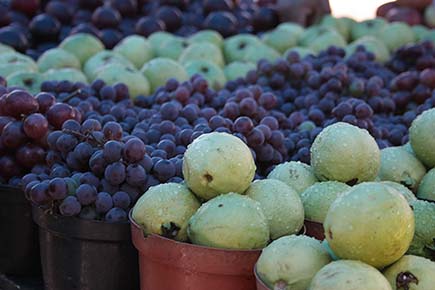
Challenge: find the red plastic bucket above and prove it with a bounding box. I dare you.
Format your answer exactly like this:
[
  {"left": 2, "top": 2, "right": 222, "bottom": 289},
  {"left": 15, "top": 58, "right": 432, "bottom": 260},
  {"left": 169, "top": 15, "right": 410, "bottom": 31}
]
[
  {"left": 254, "top": 266, "right": 270, "bottom": 290},
  {"left": 130, "top": 214, "right": 261, "bottom": 290},
  {"left": 0, "top": 185, "right": 40, "bottom": 275},
  {"left": 33, "top": 206, "right": 139, "bottom": 290},
  {"left": 304, "top": 220, "right": 325, "bottom": 240}
]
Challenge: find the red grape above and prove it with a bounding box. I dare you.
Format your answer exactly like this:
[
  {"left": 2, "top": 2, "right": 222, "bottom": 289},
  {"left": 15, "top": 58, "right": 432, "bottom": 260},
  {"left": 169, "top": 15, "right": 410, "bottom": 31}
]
[{"left": 23, "top": 113, "right": 49, "bottom": 139}]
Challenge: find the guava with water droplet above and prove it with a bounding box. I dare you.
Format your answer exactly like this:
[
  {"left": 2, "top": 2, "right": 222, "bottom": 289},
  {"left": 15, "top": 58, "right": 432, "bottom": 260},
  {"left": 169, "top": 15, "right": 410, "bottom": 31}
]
[
  {"left": 417, "top": 168, "right": 435, "bottom": 202},
  {"left": 187, "top": 193, "right": 269, "bottom": 249},
  {"left": 267, "top": 161, "right": 318, "bottom": 195},
  {"left": 407, "top": 200, "right": 435, "bottom": 260},
  {"left": 381, "top": 181, "right": 417, "bottom": 203},
  {"left": 310, "top": 122, "right": 381, "bottom": 184},
  {"left": 383, "top": 255, "right": 435, "bottom": 290},
  {"left": 308, "top": 260, "right": 392, "bottom": 290},
  {"left": 246, "top": 179, "right": 304, "bottom": 240},
  {"left": 256, "top": 235, "right": 331, "bottom": 290},
  {"left": 378, "top": 147, "right": 426, "bottom": 191},
  {"left": 182, "top": 132, "right": 256, "bottom": 200},
  {"left": 324, "top": 182, "right": 415, "bottom": 268},
  {"left": 410, "top": 108, "right": 435, "bottom": 168},
  {"left": 301, "top": 181, "right": 350, "bottom": 224},
  {"left": 132, "top": 183, "right": 200, "bottom": 242}
]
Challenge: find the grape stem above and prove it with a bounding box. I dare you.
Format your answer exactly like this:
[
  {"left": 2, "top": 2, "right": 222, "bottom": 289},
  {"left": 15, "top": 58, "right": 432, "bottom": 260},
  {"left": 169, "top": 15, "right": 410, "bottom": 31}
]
[
  {"left": 62, "top": 129, "right": 105, "bottom": 147},
  {"left": 61, "top": 89, "right": 82, "bottom": 103}
]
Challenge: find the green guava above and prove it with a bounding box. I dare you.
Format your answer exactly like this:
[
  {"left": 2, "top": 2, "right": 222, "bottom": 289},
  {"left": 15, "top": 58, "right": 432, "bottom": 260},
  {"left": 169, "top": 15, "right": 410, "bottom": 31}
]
[
  {"left": 284, "top": 46, "right": 316, "bottom": 58},
  {"left": 148, "top": 31, "right": 175, "bottom": 54},
  {"left": 383, "top": 255, "right": 435, "bottom": 290},
  {"left": 242, "top": 43, "right": 280, "bottom": 63},
  {"left": 113, "top": 35, "right": 154, "bottom": 69},
  {"left": 417, "top": 168, "right": 435, "bottom": 201},
  {"left": 6, "top": 71, "right": 43, "bottom": 94},
  {"left": 189, "top": 30, "right": 224, "bottom": 48},
  {"left": 267, "top": 161, "right": 318, "bottom": 195},
  {"left": 183, "top": 60, "right": 226, "bottom": 90},
  {"left": 59, "top": 33, "right": 104, "bottom": 64},
  {"left": 350, "top": 18, "right": 387, "bottom": 41},
  {"left": 43, "top": 68, "right": 88, "bottom": 83},
  {"left": 403, "top": 142, "right": 416, "bottom": 156},
  {"left": 301, "top": 181, "right": 350, "bottom": 224},
  {"left": 308, "top": 260, "right": 392, "bottom": 290},
  {"left": 132, "top": 183, "right": 200, "bottom": 242},
  {"left": 407, "top": 200, "right": 435, "bottom": 260},
  {"left": 308, "top": 30, "right": 347, "bottom": 54},
  {"left": 223, "top": 34, "right": 262, "bottom": 63},
  {"left": 179, "top": 42, "right": 225, "bottom": 67},
  {"left": 310, "top": 122, "right": 381, "bottom": 184},
  {"left": 37, "top": 48, "right": 81, "bottom": 73},
  {"left": 246, "top": 179, "right": 304, "bottom": 240},
  {"left": 346, "top": 36, "right": 390, "bottom": 62},
  {"left": 157, "top": 36, "right": 191, "bottom": 60},
  {"left": 261, "top": 23, "right": 304, "bottom": 53},
  {"left": 0, "top": 52, "right": 37, "bottom": 77},
  {"left": 187, "top": 193, "right": 269, "bottom": 249},
  {"left": 256, "top": 235, "right": 331, "bottom": 290},
  {"left": 381, "top": 181, "right": 417, "bottom": 203},
  {"left": 321, "top": 240, "right": 339, "bottom": 261},
  {"left": 84, "top": 50, "right": 135, "bottom": 81},
  {"left": 224, "top": 61, "right": 256, "bottom": 81},
  {"left": 324, "top": 182, "right": 415, "bottom": 268},
  {"left": 410, "top": 108, "right": 435, "bottom": 168},
  {"left": 377, "top": 147, "right": 427, "bottom": 192},
  {"left": 141, "top": 57, "right": 189, "bottom": 92},
  {"left": 0, "top": 43, "right": 14, "bottom": 54},
  {"left": 376, "top": 22, "right": 415, "bottom": 52},
  {"left": 320, "top": 15, "right": 350, "bottom": 40},
  {"left": 182, "top": 132, "right": 256, "bottom": 200}
]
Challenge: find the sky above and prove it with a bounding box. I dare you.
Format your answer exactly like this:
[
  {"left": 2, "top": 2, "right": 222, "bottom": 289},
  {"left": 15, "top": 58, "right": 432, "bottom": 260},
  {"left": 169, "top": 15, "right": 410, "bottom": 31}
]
[{"left": 330, "top": 0, "right": 391, "bottom": 21}]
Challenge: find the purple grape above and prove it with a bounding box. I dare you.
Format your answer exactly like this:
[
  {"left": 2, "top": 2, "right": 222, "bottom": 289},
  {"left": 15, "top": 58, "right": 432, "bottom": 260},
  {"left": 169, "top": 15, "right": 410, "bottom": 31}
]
[
  {"left": 29, "top": 182, "right": 51, "bottom": 205},
  {"left": 153, "top": 159, "right": 175, "bottom": 182},
  {"left": 126, "top": 164, "right": 147, "bottom": 187},
  {"left": 48, "top": 177, "right": 68, "bottom": 200},
  {"left": 112, "top": 191, "right": 131, "bottom": 209},
  {"left": 75, "top": 184, "right": 97, "bottom": 206},
  {"left": 104, "top": 161, "right": 126, "bottom": 185},
  {"left": 105, "top": 207, "right": 127, "bottom": 222},
  {"left": 103, "top": 140, "right": 124, "bottom": 163},
  {"left": 59, "top": 196, "right": 82, "bottom": 216},
  {"left": 233, "top": 116, "right": 254, "bottom": 134},
  {"left": 95, "top": 192, "right": 114, "bottom": 214},
  {"left": 123, "top": 138, "right": 145, "bottom": 163},
  {"left": 103, "top": 121, "right": 123, "bottom": 140},
  {"left": 79, "top": 172, "right": 100, "bottom": 188}
]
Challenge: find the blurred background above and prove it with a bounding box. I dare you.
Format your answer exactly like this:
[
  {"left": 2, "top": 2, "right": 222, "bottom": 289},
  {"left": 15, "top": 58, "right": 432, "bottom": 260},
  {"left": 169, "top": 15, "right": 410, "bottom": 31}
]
[{"left": 331, "top": 0, "right": 391, "bottom": 20}]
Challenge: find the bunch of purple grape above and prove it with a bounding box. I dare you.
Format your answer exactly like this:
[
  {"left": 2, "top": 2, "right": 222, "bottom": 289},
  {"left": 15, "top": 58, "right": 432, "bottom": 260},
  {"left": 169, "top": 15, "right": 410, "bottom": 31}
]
[{"left": 0, "top": 0, "right": 279, "bottom": 58}]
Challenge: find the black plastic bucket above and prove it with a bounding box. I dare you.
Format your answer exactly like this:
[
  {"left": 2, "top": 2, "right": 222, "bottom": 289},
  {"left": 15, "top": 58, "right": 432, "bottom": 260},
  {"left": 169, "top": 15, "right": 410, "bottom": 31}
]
[
  {"left": 0, "top": 185, "right": 40, "bottom": 275},
  {"left": 32, "top": 206, "right": 139, "bottom": 290}
]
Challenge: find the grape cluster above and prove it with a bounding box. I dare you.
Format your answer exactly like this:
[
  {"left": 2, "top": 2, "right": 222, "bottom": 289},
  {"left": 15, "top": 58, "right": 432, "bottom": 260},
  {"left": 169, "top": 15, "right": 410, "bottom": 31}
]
[{"left": 0, "top": 0, "right": 279, "bottom": 57}]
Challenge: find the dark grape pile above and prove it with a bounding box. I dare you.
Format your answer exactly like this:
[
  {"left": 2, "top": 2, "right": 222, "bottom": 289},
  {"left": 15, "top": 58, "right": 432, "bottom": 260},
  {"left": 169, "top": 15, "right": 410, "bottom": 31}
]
[
  {"left": 0, "top": 0, "right": 279, "bottom": 57},
  {"left": 3, "top": 41, "right": 435, "bottom": 221}
]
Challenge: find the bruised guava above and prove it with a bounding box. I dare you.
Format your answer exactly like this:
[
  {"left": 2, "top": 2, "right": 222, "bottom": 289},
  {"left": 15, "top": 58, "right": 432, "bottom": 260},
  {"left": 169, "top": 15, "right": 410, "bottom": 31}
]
[
  {"left": 256, "top": 235, "right": 331, "bottom": 290},
  {"left": 417, "top": 168, "right": 435, "bottom": 202},
  {"left": 187, "top": 193, "right": 269, "bottom": 249},
  {"left": 407, "top": 200, "right": 435, "bottom": 260},
  {"left": 246, "top": 179, "right": 304, "bottom": 240},
  {"left": 381, "top": 181, "right": 417, "bottom": 203},
  {"left": 182, "top": 132, "right": 256, "bottom": 200},
  {"left": 301, "top": 181, "right": 350, "bottom": 224},
  {"left": 324, "top": 182, "right": 415, "bottom": 268},
  {"left": 267, "top": 161, "right": 318, "bottom": 195},
  {"left": 383, "top": 255, "right": 435, "bottom": 290},
  {"left": 310, "top": 122, "right": 381, "bottom": 184},
  {"left": 378, "top": 147, "right": 426, "bottom": 192},
  {"left": 132, "top": 183, "right": 200, "bottom": 242},
  {"left": 410, "top": 108, "right": 435, "bottom": 168},
  {"left": 308, "top": 260, "right": 392, "bottom": 290}
]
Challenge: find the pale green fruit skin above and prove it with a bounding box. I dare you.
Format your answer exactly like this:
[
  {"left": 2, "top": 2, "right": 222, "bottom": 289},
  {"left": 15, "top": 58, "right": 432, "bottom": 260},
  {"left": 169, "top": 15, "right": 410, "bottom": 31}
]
[
  {"left": 320, "top": 15, "right": 350, "bottom": 41},
  {"left": 267, "top": 161, "right": 318, "bottom": 195},
  {"left": 257, "top": 235, "right": 331, "bottom": 290},
  {"left": 183, "top": 60, "right": 226, "bottom": 90},
  {"left": 189, "top": 30, "right": 223, "bottom": 48},
  {"left": 311, "top": 122, "right": 380, "bottom": 184},
  {"left": 179, "top": 42, "right": 225, "bottom": 67},
  {"left": 224, "top": 61, "right": 256, "bottom": 81},
  {"left": 299, "top": 26, "right": 338, "bottom": 47},
  {"left": 223, "top": 34, "right": 262, "bottom": 63},
  {"left": 413, "top": 25, "right": 430, "bottom": 41},
  {"left": 96, "top": 64, "right": 150, "bottom": 98},
  {"left": 84, "top": 50, "right": 135, "bottom": 81},
  {"left": 261, "top": 23, "right": 304, "bottom": 53},
  {"left": 417, "top": 30, "right": 435, "bottom": 46},
  {"left": 378, "top": 147, "right": 426, "bottom": 191},
  {"left": 417, "top": 168, "right": 435, "bottom": 201},
  {"left": 187, "top": 193, "right": 269, "bottom": 250},
  {"left": 324, "top": 182, "right": 415, "bottom": 269},
  {"left": 402, "top": 142, "right": 416, "bottom": 156},
  {"left": 410, "top": 108, "right": 435, "bottom": 168},
  {"left": 132, "top": 183, "right": 200, "bottom": 242},
  {"left": 308, "top": 260, "right": 392, "bottom": 290},
  {"left": 0, "top": 52, "right": 37, "bottom": 77},
  {"left": 377, "top": 22, "right": 415, "bottom": 52},
  {"left": 157, "top": 37, "right": 191, "bottom": 60},
  {"left": 346, "top": 36, "right": 390, "bottom": 62},
  {"left": 308, "top": 30, "right": 347, "bottom": 53},
  {"left": 148, "top": 31, "right": 176, "bottom": 54},
  {"left": 242, "top": 43, "right": 280, "bottom": 63},
  {"left": 113, "top": 35, "right": 154, "bottom": 69},
  {"left": 424, "top": 5, "right": 435, "bottom": 28},
  {"left": 141, "top": 57, "right": 188, "bottom": 93},
  {"left": 351, "top": 18, "right": 387, "bottom": 41},
  {"left": 381, "top": 181, "right": 417, "bottom": 203},
  {"left": 60, "top": 33, "right": 104, "bottom": 64},
  {"left": 246, "top": 179, "right": 304, "bottom": 240},
  {"left": 301, "top": 181, "right": 350, "bottom": 223},
  {"left": 284, "top": 46, "right": 315, "bottom": 58},
  {"left": 384, "top": 255, "right": 435, "bottom": 290},
  {"left": 43, "top": 68, "right": 87, "bottom": 83},
  {"left": 0, "top": 43, "right": 14, "bottom": 54},
  {"left": 37, "top": 48, "right": 81, "bottom": 72},
  {"left": 6, "top": 72, "right": 43, "bottom": 94},
  {"left": 183, "top": 132, "right": 255, "bottom": 200},
  {"left": 407, "top": 200, "right": 435, "bottom": 259},
  {"left": 321, "top": 240, "right": 339, "bottom": 261}
]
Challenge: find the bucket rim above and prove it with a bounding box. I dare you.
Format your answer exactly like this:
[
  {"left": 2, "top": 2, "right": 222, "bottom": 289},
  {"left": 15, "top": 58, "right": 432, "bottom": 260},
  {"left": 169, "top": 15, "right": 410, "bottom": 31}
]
[
  {"left": 254, "top": 265, "right": 271, "bottom": 290},
  {"left": 0, "top": 184, "right": 27, "bottom": 203},
  {"left": 32, "top": 205, "right": 132, "bottom": 242}
]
